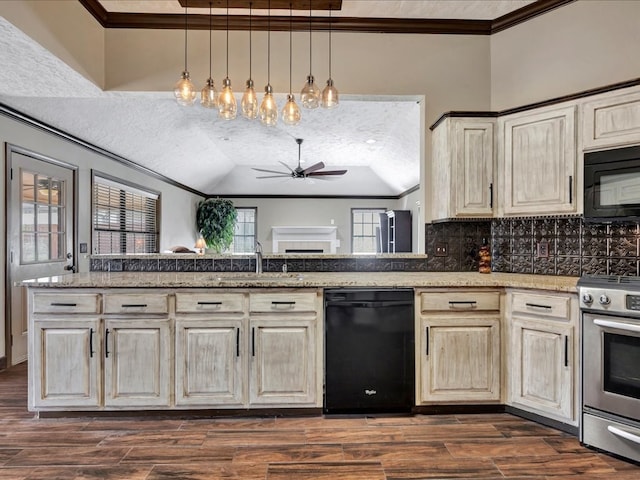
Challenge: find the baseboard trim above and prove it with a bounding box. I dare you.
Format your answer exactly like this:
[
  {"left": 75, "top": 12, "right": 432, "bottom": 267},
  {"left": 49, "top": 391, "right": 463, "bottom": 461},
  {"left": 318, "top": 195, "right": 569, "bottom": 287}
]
[
  {"left": 505, "top": 405, "right": 578, "bottom": 435},
  {"left": 37, "top": 407, "right": 323, "bottom": 419},
  {"left": 412, "top": 404, "right": 505, "bottom": 415}
]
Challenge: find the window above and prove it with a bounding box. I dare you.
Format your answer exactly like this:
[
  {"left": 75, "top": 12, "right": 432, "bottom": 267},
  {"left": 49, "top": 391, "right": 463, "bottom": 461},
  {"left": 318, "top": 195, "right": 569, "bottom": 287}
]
[
  {"left": 351, "top": 208, "right": 386, "bottom": 254},
  {"left": 93, "top": 174, "right": 159, "bottom": 254},
  {"left": 232, "top": 207, "right": 257, "bottom": 254}
]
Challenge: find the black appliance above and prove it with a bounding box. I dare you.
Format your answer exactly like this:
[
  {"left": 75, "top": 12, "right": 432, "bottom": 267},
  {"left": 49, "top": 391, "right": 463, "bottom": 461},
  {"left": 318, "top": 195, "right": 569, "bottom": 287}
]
[
  {"left": 324, "top": 288, "right": 414, "bottom": 414},
  {"left": 578, "top": 275, "right": 640, "bottom": 463},
  {"left": 584, "top": 145, "right": 640, "bottom": 222},
  {"left": 378, "top": 210, "right": 412, "bottom": 253}
]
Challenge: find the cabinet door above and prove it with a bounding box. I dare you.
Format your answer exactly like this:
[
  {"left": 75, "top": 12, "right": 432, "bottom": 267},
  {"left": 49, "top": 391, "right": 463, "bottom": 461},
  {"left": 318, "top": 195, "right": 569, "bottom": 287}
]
[
  {"left": 454, "top": 120, "right": 495, "bottom": 217},
  {"left": 502, "top": 106, "right": 577, "bottom": 215},
  {"left": 420, "top": 316, "right": 500, "bottom": 403},
  {"left": 175, "top": 318, "right": 245, "bottom": 407},
  {"left": 31, "top": 319, "right": 100, "bottom": 408},
  {"left": 582, "top": 89, "right": 640, "bottom": 150},
  {"left": 104, "top": 318, "right": 171, "bottom": 407},
  {"left": 249, "top": 318, "right": 317, "bottom": 406},
  {"left": 510, "top": 317, "right": 573, "bottom": 421}
]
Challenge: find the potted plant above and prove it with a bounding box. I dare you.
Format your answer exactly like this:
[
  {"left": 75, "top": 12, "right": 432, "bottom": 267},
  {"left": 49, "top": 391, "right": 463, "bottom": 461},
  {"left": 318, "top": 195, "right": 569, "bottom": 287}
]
[{"left": 196, "top": 198, "right": 237, "bottom": 253}]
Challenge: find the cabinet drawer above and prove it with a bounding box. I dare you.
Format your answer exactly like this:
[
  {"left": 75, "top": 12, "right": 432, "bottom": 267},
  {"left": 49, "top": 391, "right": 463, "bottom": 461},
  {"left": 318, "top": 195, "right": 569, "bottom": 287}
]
[
  {"left": 421, "top": 291, "right": 500, "bottom": 312},
  {"left": 104, "top": 294, "right": 169, "bottom": 314},
  {"left": 250, "top": 292, "right": 317, "bottom": 313},
  {"left": 32, "top": 293, "right": 100, "bottom": 314},
  {"left": 176, "top": 293, "right": 245, "bottom": 313},
  {"left": 510, "top": 292, "right": 570, "bottom": 319}
]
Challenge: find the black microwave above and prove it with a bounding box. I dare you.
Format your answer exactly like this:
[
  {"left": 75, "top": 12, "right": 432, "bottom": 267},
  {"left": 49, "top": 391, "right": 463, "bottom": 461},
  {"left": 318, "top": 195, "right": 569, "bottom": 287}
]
[{"left": 584, "top": 145, "right": 640, "bottom": 223}]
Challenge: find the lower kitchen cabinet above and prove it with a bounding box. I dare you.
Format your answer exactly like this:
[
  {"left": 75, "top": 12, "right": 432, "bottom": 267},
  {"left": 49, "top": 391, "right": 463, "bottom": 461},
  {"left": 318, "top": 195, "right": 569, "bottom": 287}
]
[
  {"left": 507, "top": 290, "right": 578, "bottom": 425},
  {"left": 103, "top": 318, "right": 172, "bottom": 408},
  {"left": 249, "top": 318, "right": 317, "bottom": 406},
  {"left": 418, "top": 290, "right": 501, "bottom": 403},
  {"left": 31, "top": 318, "right": 100, "bottom": 409},
  {"left": 175, "top": 318, "right": 245, "bottom": 407}
]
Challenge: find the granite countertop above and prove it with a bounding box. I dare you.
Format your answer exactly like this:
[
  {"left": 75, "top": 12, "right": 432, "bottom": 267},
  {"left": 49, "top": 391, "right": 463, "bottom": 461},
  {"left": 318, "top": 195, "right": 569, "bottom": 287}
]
[{"left": 22, "top": 272, "right": 578, "bottom": 293}]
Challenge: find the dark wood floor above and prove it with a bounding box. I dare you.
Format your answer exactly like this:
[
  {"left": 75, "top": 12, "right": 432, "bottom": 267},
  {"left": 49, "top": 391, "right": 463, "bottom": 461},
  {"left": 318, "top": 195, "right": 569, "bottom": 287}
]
[{"left": 1, "top": 363, "right": 639, "bottom": 479}]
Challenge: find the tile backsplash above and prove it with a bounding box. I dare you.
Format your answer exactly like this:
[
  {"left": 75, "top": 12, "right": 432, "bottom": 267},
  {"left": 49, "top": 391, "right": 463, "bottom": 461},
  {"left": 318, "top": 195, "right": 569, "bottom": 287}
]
[{"left": 425, "top": 217, "right": 640, "bottom": 277}]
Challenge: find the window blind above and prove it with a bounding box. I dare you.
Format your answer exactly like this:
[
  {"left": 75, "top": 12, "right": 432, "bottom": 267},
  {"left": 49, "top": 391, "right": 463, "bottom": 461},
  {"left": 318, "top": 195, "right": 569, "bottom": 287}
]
[{"left": 93, "top": 176, "right": 159, "bottom": 254}]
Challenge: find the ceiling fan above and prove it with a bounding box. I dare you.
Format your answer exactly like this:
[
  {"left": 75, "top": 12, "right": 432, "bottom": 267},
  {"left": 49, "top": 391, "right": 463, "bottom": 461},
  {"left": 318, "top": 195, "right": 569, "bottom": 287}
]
[{"left": 253, "top": 138, "right": 347, "bottom": 180}]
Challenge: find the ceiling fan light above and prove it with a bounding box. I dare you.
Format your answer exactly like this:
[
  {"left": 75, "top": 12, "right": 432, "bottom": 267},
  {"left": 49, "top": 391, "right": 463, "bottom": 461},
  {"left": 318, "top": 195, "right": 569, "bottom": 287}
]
[
  {"left": 322, "top": 78, "right": 339, "bottom": 109},
  {"left": 282, "top": 94, "right": 301, "bottom": 126},
  {"left": 200, "top": 78, "right": 218, "bottom": 108},
  {"left": 301, "top": 75, "right": 321, "bottom": 109},
  {"left": 174, "top": 71, "right": 197, "bottom": 106},
  {"left": 218, "top": 77, "right": 237, "bottom": 120},
  {"left": 259, "top": 84, "right": 278, "bottom": 126},
  {"left": 241, "top": 78, "right": 258, "bottom": 119}
]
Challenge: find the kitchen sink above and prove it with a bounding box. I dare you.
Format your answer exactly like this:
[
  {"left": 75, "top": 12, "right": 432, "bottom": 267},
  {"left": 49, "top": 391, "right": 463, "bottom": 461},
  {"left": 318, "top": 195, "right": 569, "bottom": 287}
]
[{"left": 212, "top": 273, "right": 304, "bottom": 283}]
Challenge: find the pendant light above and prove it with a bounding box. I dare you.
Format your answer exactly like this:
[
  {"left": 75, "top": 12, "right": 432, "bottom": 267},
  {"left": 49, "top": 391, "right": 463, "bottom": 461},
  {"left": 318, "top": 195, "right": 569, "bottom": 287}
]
[
  {"left": 300, "top": 0, "right": 320, "bottom": 109},
  {"left": 241, "top": 2, "right": 258, "bottom": 119},
  {"left": 174, "top": 1, "right": 196, "bottom": 106},
  {"left": 321, "top": 2, "right": 339, "bottom": 109},
  {"left": 259, "top": 0, "right": 278, "bottom": 126},
  {"left": 200, "top": 2, "right": 218, "bottom": 109},
  {"left": 282, "top": 4, "right": 301, "bottom": 125},
  {"left": 218, "top": 0, "right": 237, "bottom": 120}
]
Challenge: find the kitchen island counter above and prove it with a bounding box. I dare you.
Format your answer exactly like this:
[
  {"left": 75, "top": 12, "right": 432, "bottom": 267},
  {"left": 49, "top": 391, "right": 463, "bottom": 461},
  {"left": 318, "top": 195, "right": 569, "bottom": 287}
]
[{"left": 22, "top": 271, "right": 578, "bottom": 292}]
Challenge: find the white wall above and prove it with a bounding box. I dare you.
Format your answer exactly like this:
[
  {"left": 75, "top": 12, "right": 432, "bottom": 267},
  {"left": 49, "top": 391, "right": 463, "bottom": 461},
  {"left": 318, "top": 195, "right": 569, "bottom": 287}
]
[
  {"left": 228, "top": 196, "right": 419, "bottom": 254},
  {"left": 490, "top": 0, "right": 640, "bottom": 110},
  {"left": 0, "top": 112, "right": 204, "bottom": 360}
]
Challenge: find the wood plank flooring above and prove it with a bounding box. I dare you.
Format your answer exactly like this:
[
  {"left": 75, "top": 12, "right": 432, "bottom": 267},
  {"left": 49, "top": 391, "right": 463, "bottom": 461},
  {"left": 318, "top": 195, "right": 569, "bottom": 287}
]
[{"left": 1, "top": 363, "right": 639, "bottom": 479}]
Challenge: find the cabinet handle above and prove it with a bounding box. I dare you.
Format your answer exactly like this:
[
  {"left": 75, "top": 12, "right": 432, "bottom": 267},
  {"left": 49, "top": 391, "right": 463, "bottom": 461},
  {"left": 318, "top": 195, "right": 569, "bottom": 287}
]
[
  {"left": 448, "top": 301, "right": 477, "bottom": 308},
  {"left": 105, "top": 328, "right": 110, "bottom": 358},
  {"left": 89, "top": 328, "right": 94, "bottom": 358},
  {"left": 525, "top": 302, "right": 552, "bottom": 310},
  {"left": 197, "top": 301, "right": 222, "bottom": 306},
  {"left": 425, "top": 327, "right": 429, "bottom": 356},
  {"left": 236, "top": 328, "right": 240, "bottom": 357},
  {"left": 569, "top": 175, "right": 573, "bottom": 204},
  {"left": 564, "top": 335, "right": 569, "bottom": 367},
  {"left": 251, "top": 328, "right": 255, "bottom": 357},
  {"left": 50, "top": 302, "right": 77, "bottom": 307},
  {"left": 121, "top": 304, "right": 147, "bottom": 308},
  {"left": 489, "top": 182, "right": 494, "bottom": 209},
  {"left": 271, "top": 301, "right": 296, "bottom": 306}
]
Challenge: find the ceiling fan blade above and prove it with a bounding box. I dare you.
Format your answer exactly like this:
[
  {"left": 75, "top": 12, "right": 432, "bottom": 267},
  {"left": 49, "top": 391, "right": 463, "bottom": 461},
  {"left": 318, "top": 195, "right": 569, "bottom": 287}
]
[
  {"left": 308, "top": 169, "right": 348, "bottom": 176},
  {"left": 301, "top": 162, "right": 325, "bottom": 175},
  {"left": 252, "top": 167, "right": 290, "bottom": 175},
  {"left": 278, "top": 161, "right": 295, "bottom": 173},
  {"left": 255, "top": 174, "right": 292, "bottom": 179}
]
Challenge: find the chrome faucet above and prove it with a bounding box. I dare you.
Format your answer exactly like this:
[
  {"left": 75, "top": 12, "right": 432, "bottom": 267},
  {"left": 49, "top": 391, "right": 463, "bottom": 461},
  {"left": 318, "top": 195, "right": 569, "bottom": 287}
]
[{"left": 255, "top": 241, "right": 263, "bottom": 274}]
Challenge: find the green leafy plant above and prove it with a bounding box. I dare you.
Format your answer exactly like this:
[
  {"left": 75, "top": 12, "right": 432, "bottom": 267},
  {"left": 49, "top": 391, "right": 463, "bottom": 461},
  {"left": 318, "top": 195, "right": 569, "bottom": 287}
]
[{"left": 196, "top": 198, "right": 237, "bottom": 253}]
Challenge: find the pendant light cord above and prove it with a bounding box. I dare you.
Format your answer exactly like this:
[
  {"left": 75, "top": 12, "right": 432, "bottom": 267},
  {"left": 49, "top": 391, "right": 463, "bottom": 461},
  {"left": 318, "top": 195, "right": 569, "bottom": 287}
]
[
  {"left": 249, "top": 2, "right": 252, "bottom": 79},
  {"left": 328, "top": 4, "right": 332, "bottom": 79},
  {"left": 225, "top": 0, "right": 229, "bottom": 77},
  {"left": 183, "top": 1, "right": 188, "bottom": 71},
  {"left": 289, "top": 4, "right": 293, "bottom": 94},
  {"left": 208, "top": 2, "right": 212, "bottom": 78},
  {"left": 267, "top": 0, "right": 271, "bottom": 83},
  {"left": 309, "top": 0, "right": 312, "bottom": 76}
]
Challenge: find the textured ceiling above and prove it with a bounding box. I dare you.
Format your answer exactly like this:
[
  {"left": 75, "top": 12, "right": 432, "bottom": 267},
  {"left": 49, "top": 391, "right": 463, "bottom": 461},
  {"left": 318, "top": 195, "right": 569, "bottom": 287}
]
[{"left": 0, "top": 1, "right": 532, "bottom": 197}]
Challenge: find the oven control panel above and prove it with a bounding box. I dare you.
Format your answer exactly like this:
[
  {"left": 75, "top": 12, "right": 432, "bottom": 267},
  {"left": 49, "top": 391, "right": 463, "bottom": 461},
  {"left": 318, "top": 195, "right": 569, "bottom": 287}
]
[
  {"left": 626, "top": 294, "right": 640, "bottom": 311},
  {"left": 580, "top": 286, "right": 640, "bottom": 316}
]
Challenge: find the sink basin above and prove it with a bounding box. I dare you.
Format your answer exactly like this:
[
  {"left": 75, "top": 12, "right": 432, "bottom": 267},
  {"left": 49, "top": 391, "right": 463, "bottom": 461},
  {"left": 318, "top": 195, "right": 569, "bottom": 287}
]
[{"left": 211, "top": 273, "right": 304, "bottom": 283}]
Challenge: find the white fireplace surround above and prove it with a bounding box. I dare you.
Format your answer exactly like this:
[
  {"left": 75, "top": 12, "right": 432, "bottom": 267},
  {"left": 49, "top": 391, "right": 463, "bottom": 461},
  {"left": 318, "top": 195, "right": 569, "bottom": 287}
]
[{"left": 271, "top": 226, "right": 340, "bottom": 254}]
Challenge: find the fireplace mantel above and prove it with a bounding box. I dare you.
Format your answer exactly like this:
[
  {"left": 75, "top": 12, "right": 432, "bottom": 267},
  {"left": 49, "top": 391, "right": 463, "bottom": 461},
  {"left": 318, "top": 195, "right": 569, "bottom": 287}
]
[{"left": 271, "top": 226, "right": 339, "bottom": 254}]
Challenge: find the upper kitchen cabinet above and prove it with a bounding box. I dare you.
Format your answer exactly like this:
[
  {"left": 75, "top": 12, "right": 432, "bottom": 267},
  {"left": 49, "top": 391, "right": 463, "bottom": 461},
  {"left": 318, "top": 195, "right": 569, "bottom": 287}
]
[
  {"left": 431, "top": 117, "right": 496, "bottom": 221},
  {"left": 499, "top": 105, "right": 578, "bottom": 216},
  {"left": 582, "top": 88, "right": 640, "bottom": 151}
]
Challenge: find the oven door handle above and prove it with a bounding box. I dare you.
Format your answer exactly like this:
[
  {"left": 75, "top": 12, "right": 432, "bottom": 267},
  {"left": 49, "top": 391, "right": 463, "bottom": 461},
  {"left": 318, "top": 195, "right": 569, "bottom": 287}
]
[
  {"left": 607, "top": 426, "right": 640, "bottom": 445},
  {"left": 594, "top": 319, "right": 640, "bottom": 334}
]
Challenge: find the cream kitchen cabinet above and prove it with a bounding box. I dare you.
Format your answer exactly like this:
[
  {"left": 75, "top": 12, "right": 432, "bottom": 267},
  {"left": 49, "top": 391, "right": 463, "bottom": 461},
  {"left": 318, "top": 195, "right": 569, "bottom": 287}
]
[
  {"left": 582, "top": 87, "right": 640, "bottom": 151},
  {"left": 506, "top": 290, "right": 578, "bottom": 426},
  {"left": 248, "top": 291, "right": 322, "bottom": 407},
  {"left": 174, "top": 292, "right": 246, "bottom": 407},
  {"left": 499, "top": 105, "right": 578, "bottom": 216},
  {"left": 417, "top": 290, "right": 501, "bottom": 403},
  {"left": 29, "top": 292, "right": 101, "bottom": 410},
  {"left": 102, "top": 293, "right": 172, "bottom": 408},
  {"left": 431, "top": 116, "right": 496, "bottom": 220}
]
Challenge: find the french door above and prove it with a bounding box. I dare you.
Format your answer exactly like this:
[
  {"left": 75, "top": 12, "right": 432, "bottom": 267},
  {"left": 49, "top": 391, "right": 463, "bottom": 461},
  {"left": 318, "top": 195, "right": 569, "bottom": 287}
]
[{"left": 7, "top": 147, "right": 76, "bottom": 365}]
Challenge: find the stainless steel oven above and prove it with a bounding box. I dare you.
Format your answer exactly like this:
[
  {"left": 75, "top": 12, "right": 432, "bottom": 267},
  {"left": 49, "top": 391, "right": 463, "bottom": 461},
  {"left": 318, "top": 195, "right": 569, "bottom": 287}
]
[{"left": 579, "top": 275, "right": 640, "bottom": 463}]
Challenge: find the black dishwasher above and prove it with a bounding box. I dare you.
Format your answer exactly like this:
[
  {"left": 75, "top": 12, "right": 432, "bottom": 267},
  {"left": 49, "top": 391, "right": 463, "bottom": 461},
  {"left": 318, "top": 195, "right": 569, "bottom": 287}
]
[{"left": 324, "top": 288, "right": 414, "bottom": 414}]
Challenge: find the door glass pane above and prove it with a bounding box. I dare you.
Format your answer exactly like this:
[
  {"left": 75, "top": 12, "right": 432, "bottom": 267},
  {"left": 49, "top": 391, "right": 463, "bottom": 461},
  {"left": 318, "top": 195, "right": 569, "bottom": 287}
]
[
  {"left": 36, "top": 176, "right": 50, "bottom": 203},
  {"left": 22, "top": 203, "right": 35, "bottom": 232},
  {"left": 50, "top": 179, "right": 63, "bottom": 205},
  {"left": 603, "top": 332, "right": 640, "bottom": 399},
  {"left": 36, "top": 233, "right": 50, "bottom": 261},
  {"left": 22, "top": 171, "right": 35, "bottom": 202},
  {"left": 53, "top": 233, "right": 65, "bottom": 260},
  {"left": 37, "top": 205, "right": 49, "bottom": 231},
  {"left": 21, "top": 233, "right": 36, "bottom": 262}
]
